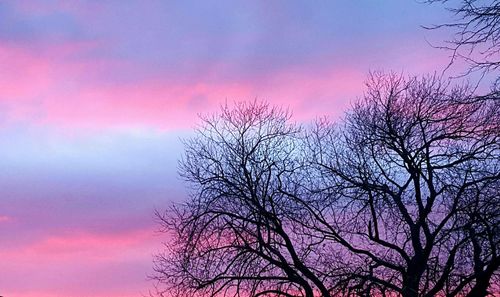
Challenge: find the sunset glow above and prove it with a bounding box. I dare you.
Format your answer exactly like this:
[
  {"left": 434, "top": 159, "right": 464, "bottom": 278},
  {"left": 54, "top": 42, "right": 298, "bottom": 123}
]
[{"left": 0, "top": 1, "right": 460, "bottom": 296}]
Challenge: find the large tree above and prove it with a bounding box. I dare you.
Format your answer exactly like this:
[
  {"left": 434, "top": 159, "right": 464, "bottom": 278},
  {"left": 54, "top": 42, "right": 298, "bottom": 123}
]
[
  {"left": 306, "top": 73, "right": 499, "bottom": 296},
  {"left": 152, "top": 74, "right": 499, "bottom": 297}
]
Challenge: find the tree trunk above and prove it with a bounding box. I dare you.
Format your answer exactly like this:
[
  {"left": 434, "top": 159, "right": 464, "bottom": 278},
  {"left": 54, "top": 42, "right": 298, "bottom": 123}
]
[
  {"left": 402, "top": 276, "right": 420, "bottom": 297},
  {"left": 402, "top": 258, "right": 426, "bottom": 297},
  {"left": 466, "top": 257, "right": 500, "bottom": 297}
]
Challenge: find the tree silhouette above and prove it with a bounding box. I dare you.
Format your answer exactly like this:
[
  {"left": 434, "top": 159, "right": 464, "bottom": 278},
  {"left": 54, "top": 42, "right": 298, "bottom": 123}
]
[
  {"left": 153, "top": 74, "right": 499, "bottom": 297},
  {"left": 153, "top": 102, "right": 324, "bottom": 297},
  {"left": 425, "top": 0, "right": 500, "bottom": 80},
  {"left": 306, "top": 73, "right": 499, "bottom": 296}
]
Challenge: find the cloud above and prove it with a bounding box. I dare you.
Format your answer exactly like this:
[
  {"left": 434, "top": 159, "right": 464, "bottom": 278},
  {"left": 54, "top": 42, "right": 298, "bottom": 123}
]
[
  {"left": 0, "top": 228, "right": 161, "bottom": 297},
  {"left": 0, "top": 42, "right": 364, "bottom": 129},
  {"left": 1, "top": 40, "right": 453, "bottom": 132},
  {"left": 0, "top": 0, "right": 455, "bottom": 132},
  {"left": 0, "top": 124, "right": 179, "bottom": 297},
  {"left": 0, "top": 127, "right": 187, "bottom": 244}
]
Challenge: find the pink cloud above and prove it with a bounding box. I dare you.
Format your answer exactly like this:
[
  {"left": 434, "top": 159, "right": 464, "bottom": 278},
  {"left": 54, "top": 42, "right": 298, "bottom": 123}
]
[
  {"left": 0, "top": 227, "right": 155, "bottom": 262},
  {"left": 0, "top": 45, "right": 51, "bottom": 99},
  {"left": 0, "top": 43, "right": 368, "bottom": 130},
  {"left": 0, "top": 228, "right": 161, "bottom": 297},
  {"left": 38, "top": 68, "right": 366, "bottom": 130},
  {"left": 0, "top": 35, "right": 453, "bottom": 132}
]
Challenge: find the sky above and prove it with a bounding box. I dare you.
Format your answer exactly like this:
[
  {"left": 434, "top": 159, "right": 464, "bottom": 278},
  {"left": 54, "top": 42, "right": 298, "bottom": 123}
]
[{"left": 0, "top": 1, "right": 458, "bottom": 296}]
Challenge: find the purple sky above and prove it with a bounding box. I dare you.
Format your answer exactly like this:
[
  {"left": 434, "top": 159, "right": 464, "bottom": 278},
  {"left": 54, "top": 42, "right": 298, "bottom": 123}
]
[{"left": 0, "top": 1, "right": 459, "bottom": 296}]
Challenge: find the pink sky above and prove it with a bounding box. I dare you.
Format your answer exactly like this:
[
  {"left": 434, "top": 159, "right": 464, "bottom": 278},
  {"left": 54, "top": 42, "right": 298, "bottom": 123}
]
[{"left": 0, "top": 1, "right": 460, "bottom": 296}]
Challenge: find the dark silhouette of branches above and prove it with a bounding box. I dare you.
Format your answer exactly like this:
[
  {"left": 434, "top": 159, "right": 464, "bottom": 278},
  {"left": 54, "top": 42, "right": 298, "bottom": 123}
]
[
  {"left": 153, "top": 101, "right": 333, "bottom": 297},
  {"left": 424, "top": 0, "right": 500, "bottom": 80},
  {"left": 306, "top": 73, "right": 499, "bottom": 296},
  {"left": 152, "top": 76, "right": 499, "bottom": 296}
]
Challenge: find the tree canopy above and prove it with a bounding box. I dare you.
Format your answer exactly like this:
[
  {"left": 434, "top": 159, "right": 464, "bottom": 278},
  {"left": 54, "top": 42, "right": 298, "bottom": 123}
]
[{"left": 152, "top": 74, "right": 499, "bottom": 297}]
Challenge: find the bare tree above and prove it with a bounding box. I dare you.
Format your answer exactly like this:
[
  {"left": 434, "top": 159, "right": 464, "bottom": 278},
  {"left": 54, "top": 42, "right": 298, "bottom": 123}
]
[
  {"left": 152, "top": 101, "right": 333, "bottom": 297},
  {"left": 153, "top": 75, "right": 499, "bottom": 296},
  {"left": 424, "top": 0, "right": 500, "bottom": 81},
  {"left": 306, "top": 73, "right": 499, "bottom": 296}
]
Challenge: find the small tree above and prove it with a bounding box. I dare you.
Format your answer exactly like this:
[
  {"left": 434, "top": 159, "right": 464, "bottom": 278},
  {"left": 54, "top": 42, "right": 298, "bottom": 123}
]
[{"left": 153, "top": 75, "right": 499, "bottom": 296}]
